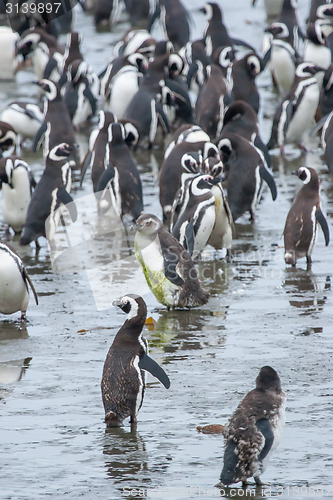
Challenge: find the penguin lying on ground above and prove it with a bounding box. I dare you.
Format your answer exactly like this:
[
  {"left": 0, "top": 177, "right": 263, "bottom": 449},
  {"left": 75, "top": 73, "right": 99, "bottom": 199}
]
[
  {"left": 216, "top": 366, "right": 286, "bottom": 488},
  {"left": 134, "top": 214, "right": 209, "bottom": 309},
  {"left": 0, "top": 241, "right": 38, "bottom": 320},
  {"left": 101, "top": 294, "right": 170, "bottom": 427},
  {"left": 283, "top": 166, "right": 329, "bottom": 266}
]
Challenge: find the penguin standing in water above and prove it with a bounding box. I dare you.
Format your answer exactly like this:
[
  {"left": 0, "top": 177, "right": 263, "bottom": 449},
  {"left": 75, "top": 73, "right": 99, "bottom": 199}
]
[
  {"left": 33, "top": 79, "right": 78, "bottom": 167},
  {"left": 0, "top": 157, "right": 35, "bottom": 233},
  {"left": 0, "top": 241, "right": 38, "bottom": 320},
  {"left": 284, "top": 167, "right": 329, "bottom": 266},
  {"left": 218, "top": 134, "right": 277, "bottom": 222},
  {"left": 101, "top": 294, "right": 170, "bottom": 427},
  {"left": 217, "top": 366, "right": 286, "bottom": 488},
  {"left": 135, "top": 214, "right": 209, "bottom": 309},
  {"left": 20, "top": 143, "right": 77, "bottom": 248}
]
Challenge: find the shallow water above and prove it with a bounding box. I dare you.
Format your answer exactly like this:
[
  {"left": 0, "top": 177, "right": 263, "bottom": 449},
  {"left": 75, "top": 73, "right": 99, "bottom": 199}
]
[{"left": 0, "top": 1, "right": 333, "bottom": 499}]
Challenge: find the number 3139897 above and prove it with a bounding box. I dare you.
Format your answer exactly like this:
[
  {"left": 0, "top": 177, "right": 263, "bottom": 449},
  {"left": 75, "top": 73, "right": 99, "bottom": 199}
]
[{"left": 5, "top": 2, "right": 62, "bottom": 15}]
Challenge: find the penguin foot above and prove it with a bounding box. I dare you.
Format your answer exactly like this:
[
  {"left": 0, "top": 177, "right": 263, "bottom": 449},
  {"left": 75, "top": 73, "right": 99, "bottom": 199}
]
[
  {"left": 254, "top": 476, "right": 263, "bottom": 485},
  {"left": 20, "top": 311, "right": 27, "bottom": 321}
]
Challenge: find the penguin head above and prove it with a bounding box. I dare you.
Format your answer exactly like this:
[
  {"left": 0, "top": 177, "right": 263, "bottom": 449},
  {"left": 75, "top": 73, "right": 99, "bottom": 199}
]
[
  {"left": 17, "top": 31, "right": 41, "bottom": 58},
  {"left": 292, "top": 166, "right": 318, "bottom": 187},
  {"left": 295, "top": 62, "right": 325, "bottom": 78},
  {"left": 168, "top": 53, "right": 185, "bottom": 78},
  {"left": 127, "top": 53, "right": 148, "bottom": 74},
  {"left": 69, "top": 60, "right": 88, "bottom": 84},
  {"left": 121, "top": 121, "right": 140, "bottom": 149},
  {"left": 203, "top": 142, "right": 219, "bottom": 160},
  {"left": 200, "top": 3, "right": 222, "bottom": 22},
  {"left": 202, "top": 158, "right": 225, "bottom": 183},
  {"left": 98, "top": 110, "right": 116, "bottom": 130},
  {"left": 135, "top": 214, "right": 162, "bottom": 236},
  {"left": 317, "top": 4, "right": 333, "bottom": 20},
  {"left": 113, "top": 294, "right": 147, "bottom": 323},
  {"left": 217, "top": 137, "right": 233, "bottom": 164},
  {"left": 265, "top": 22, "right": 289, "bottom": 39},
  {"left": 190, "top": 174, "right": 215, "bottom": 195},
  {"left": 34, "top": 79, "right": 59, "bottom": 101},
  {"left": 255, "top": 366, "right": 282, "bottom": 394},
  {"left": 181, "top": 152, "right": 202, "bottom": 173},
  {"left": 246, "top": 53, "right": 262, "bottom": 78},
  {"left": 107, "top": 122, "right": 125, "bottom": 146},
  {"left": 214, "top": 46, "right": 235, "bottom": 69},
  {"left": 306, "top": 22, "right": 326, "bottom": 46},
  {"left": 48, "top": 143, "right": 73, "bottom": 162}
]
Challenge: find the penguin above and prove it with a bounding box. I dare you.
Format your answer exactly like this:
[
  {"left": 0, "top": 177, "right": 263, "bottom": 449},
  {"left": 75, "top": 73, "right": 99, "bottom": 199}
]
[
  {"left": 101, "top": 294, "right": 170, "bottom": 427},
  {"left": 135, "top": 214, "right": 209, "bottom": 309},
  {"left": 33, "top": 79, "right": 78, "bottom": 167},
  {"left": 80, "top": 110, "right": 116, "bottom": 196},
  {"left": 123, "top": 0, "right": 152, "bottom": 27},
  {"left": 230, "top": 53, "right": 262, "bottom": 114},
  {"left": 283, "top": 167, "right": 329, "bottom": 266},
  {"left": 20, "top": 143, "right": 77, "bottom": 248},
  {"left": 0, "top": 26, "right": 19, "bottom": 81},
  {"left": 17, "top": 27, "right": 64, "bottom": 82},
  {"left": 0, "top": 241, "right": 38, "bottom": 321},
  {"left": 217, "top": 366, "right": 286, "bottom": 488},
  {"left": 96, "top": 121, "right": 143, "bottom": 220},
  {"left": 0, "top": 157, "right": 35, "bottom": 233},
  {"left": 308, "top": 0, "right": 333, "bottom": 26},
  {"left": 0, "top": 102, "right": 44, "bottom": 144},
  {"left": 264, "top": 22, "right": 298, "bottom": 94},
  {"left": 163, "top": 124, "right": 210, "bottom": 160},
  {"left": 195, "top": 64, "right": 228, "bottom": 141},
  {"left": 0, "top": 121, "right": 17, "bottom": 157},
  {"left": 171, "top": 174, "right": 217, "bottom": 258},
  {"left": 159, "top": 140, "right": 219, "bottom": 222},
  {"left": 182, "top": 39, "right": 211, "bottom": 98},
  {"left": 148, "top": 0, "right": 191, "bottom": 50},
  {"left": 94, "top": 0, "right": 121, "bottom": 28},
  {"left": 200, "top": 2, "right": 255, "bottom": 57},
  {"left": 304, "top": 22, "right": 332, "bottom": 86},
  {"left": 320, "top": 110, "right": 333, "bottom": 174},
  {"left": 114, "top": 29, "right": 156, "bottom": 59},
  {"left": 58, "top": 32, "right": 84, "bottom": 88},
  {"left": 267, "top": 62, "right": 323, "bottom": 152},
  {"left": 63, "top": 60, "right": 98, "bottom": 130},
  {"left": 100, "top": 53, "right": 147, "bottom": 119},
  {"left": 318, "top": 63, "right": 333, "bottom": 118},
  {"left": 218, "top": 134, "right": 277, "bottom": 222}
]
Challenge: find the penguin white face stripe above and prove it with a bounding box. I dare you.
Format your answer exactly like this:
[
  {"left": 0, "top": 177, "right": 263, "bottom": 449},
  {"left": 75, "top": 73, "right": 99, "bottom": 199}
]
[
  {"left": 122, "top": 296, "right": 139, "bottom": 320},
  {"left": 299, "top": 167, "right": 312, "bottom": 184}
]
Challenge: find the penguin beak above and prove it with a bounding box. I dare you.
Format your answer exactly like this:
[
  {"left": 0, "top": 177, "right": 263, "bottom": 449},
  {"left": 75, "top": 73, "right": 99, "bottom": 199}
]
[
  {"left": 112, "top": 299, "right": 123, "bottom": 308},
  {"left": 291, "top": 170, "right": 299, "bottom": 176}
]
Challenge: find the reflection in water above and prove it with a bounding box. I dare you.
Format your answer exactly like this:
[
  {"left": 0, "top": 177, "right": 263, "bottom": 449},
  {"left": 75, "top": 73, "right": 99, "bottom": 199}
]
[
  {"left": 284, "top": 267, "right": 331, "bottom": 315},
  {"left": 0, "top": 321, "right": 29, "bottom": 340},
  {"left": 0, "top": 357, "right": 32, "bottom": 385}
]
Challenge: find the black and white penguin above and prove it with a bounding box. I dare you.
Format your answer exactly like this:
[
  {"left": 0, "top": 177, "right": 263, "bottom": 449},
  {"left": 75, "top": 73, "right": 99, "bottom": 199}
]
[
  {"left": 304, "top": 22, "right": 331, "bottom": 86},
  {"left": 96, "top": 121, "right": 143, "bottom": 220},
  {"left": 17, "top": 27, "right": 64, "bottom": 82},
  {"left": 159, "top": 140, "right": 219, "bottom": 221},
  {"left": 0, "top": 121, "right": 17, "bottom": 157},
  {"left": 33, "top": 79, "right": 78, "bottom": 167},
  {"left": 217, "top": 366, "right": 286, "bottom": 488},
  {"left": 101, "top": 294, "right": 170, "bottom": 427},
  {"left": 284, "top": 167, "right": 329, "bottom": 266},
  {"left": 200, "top": 2, "right": 254, "bottom": 57},
  {"left": 267, "top": 62, "right": 322, "bottom": 152},
  {"left": 182, "top": 39, "right": 211, "bottom": 98},
  {"left": 20, "top": 143, "right": 77, "bottom": 248},
  {"left": 218, "top": 134, "right": 277, "bottom": 222},
  {"left": 0, "top": 157, "right": 35, "bottom": 233},
  {"left": 0, "top": 102, "right": 44, "bottom": 145},
  {"left": 163, "top": 124, "right": 210, "bottom": 159},
  {"left": 230, "top": 53, "right": 262, "bottom": 114},
  {"left": 195, "top": 64, "right": 228, "bottom": 141},
  {"left": 114, "top": 29, "right": 156, "bottom": 59},
  {"left": 100, "top": 53, "right": 147, "bottom": 119},
  {"left": 171, "top": 174, "right": 217, "bottom": 258},
  {"left": 135, "top": 214, "right": 209, "bottom": 309},
  {"left": 278, "top": 0, "right": 303, "bottom": 51},
  {"left": 0, "top": 241, "right": 38, "bottom": 320},
  {"left": 308, "top": 0, "right": 333, "bottom": 25},
  {"left": 264, "top": 22, "right": 298, "bottom": 95},
  {"left": 148, "top": 0, "right": 191, "bottom": 50},
  {"left": 63, "top": 60, "right": 98, "bottom": 130}
]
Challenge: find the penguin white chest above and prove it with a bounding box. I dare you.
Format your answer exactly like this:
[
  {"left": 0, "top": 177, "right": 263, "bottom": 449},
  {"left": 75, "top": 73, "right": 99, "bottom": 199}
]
[
  {"left": 286, "top": 83, "right": 320, "bottom": 143},
  {"left": 270, "top": 44, "right": 295, "bottom": 94},
  {"left": 1, "top": 169, "right": 32, "bottom": 232},
  {"left": 0, "top": 253, "right": 28, "bottom": 315}
]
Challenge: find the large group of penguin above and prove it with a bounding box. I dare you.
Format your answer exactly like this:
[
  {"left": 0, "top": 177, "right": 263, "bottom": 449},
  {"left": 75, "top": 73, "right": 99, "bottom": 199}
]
[{"left": 0, "top": 0, "right": 332, "bottom": 490}]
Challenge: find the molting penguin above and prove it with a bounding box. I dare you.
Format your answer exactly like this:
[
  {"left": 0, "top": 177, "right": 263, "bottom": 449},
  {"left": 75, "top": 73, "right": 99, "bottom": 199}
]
[
  {"left": 171, "top": 174, "right": 217, "bottom": 258},
  {"left": 135, "top": 214, "right": 209, "bottom": 309},
  {"left": 218, "top": 134, "right": 277, "bottom": 222},
  {"left": 0, "top": 241, "right": 38, "bottom": 320},
  {"left": 96, "top": 121, "right": 143, "bottom": 220},
  {"left": 101, "top": 294, "right": 170, "bottom": 427},
  {"left": 216, "top": 366, "right": 286, "bottom": 488},
  {"left": 283, "top": 167, "right": 329, "bottom": 266},
  {"left": 20, "top": 143, "right": 77, "bottom": 248},
  {"left": 267, "top": 62, "right": 322, "bottom": 152},
  {"left": 0, "top": 157, "right": 35, "bottom": 233},
  {"left": 195, "top": 64, "right": 228, "bottom": 141},
  {"left": 33, "top": 79, "right": 78, "bottom": 167}
]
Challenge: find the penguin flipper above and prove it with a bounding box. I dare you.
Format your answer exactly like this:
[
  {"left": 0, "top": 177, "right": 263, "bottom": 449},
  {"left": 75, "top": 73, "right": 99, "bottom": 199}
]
[
  {"left": 80, "top": 151, "right": 92, "bottom": 187},
  {"left": 259, "top": 165, "right": 277, "bottom": 200},
  {"left": 147, "top": 5, "right": 160, "bottom": 32},
  {"left": 57, "top": 72, "right": 68, "bottom": 90},
  {"left": 139, "top": 353, "right": 170, "bottom": 389},
  {"left": 22, "top": 268, "right": 39, "bottom": 306},
  {"left": 33, "top": 121, "right": 47, "bottom": 152},
  {"left": 310, "top": 113, "right": 331, "bottom": 136},
  {"left": 256, "top": 418, "right": 274, "bottom": 461},
  {"left": 254, "top": 135, "right": 272, "bottom": 169},
  {"left": 83, "top": 87, "right": 97, "bottom": 115},
  {"left": 261, "top": 46, "right": 272, "bottom": 71},
  {"left": 43, "top": 57, "right": 59, "bottom": 80},
  {"left": 156, "top": 102, "right": 170, "bottom": 135},
  {"left": 97, "top": 166, "right": 115, "bottom": 192},
  {"left": 56, "top": 186, "right": 77, "bottom": 222},
  {"left": 316, "top": 209, "right": 330, "bottom": 246},
  {"left": 161, "top": 245, "right": 184, "bottom": 286},
  {"left": 220, "top": 439, "right": 239, "bottom": 485},
  {"left": 184, "top": 220, "right": 195, "bottom": 256}
]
